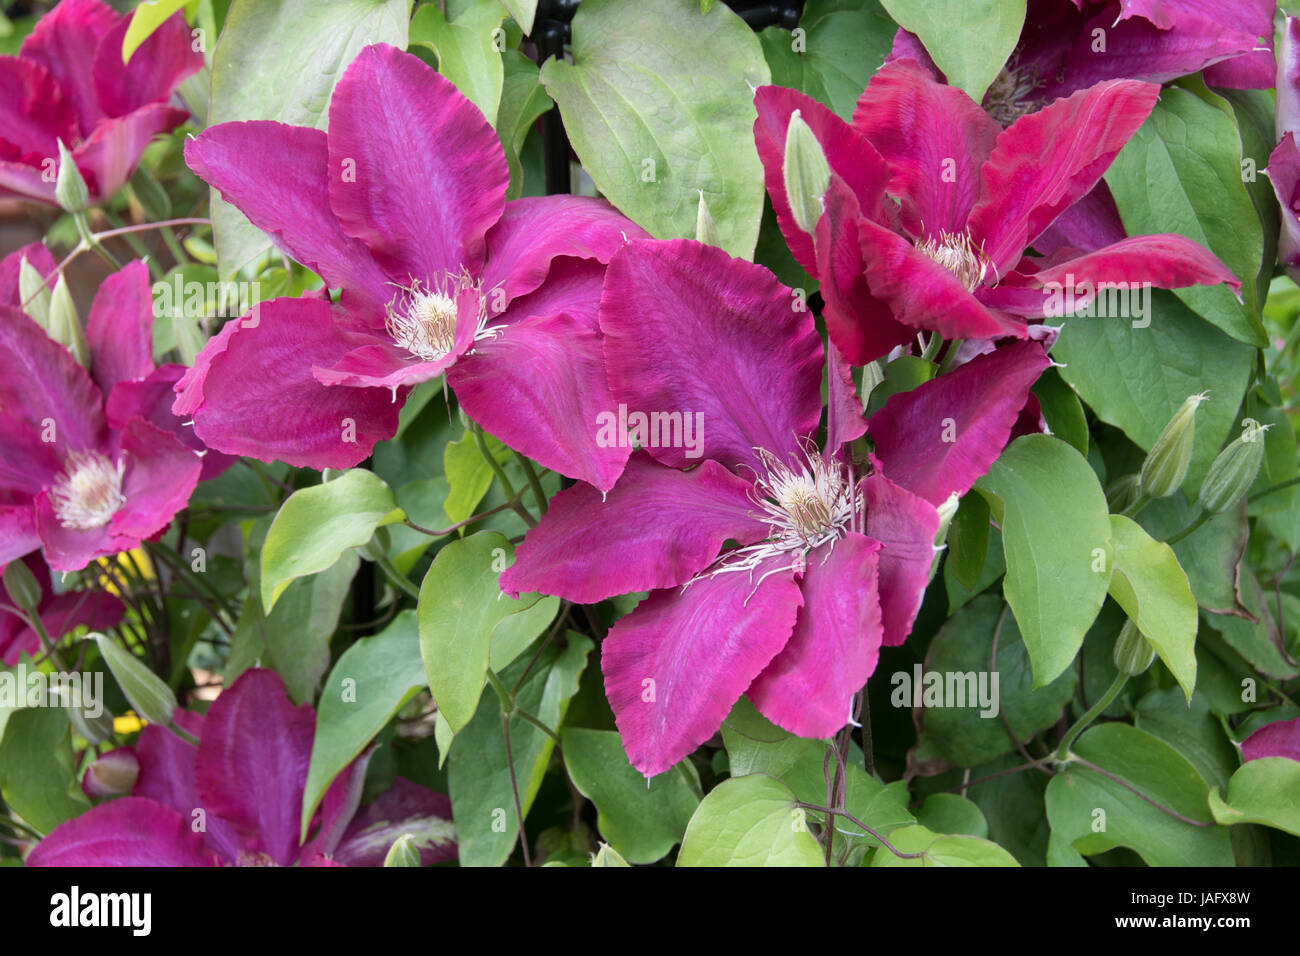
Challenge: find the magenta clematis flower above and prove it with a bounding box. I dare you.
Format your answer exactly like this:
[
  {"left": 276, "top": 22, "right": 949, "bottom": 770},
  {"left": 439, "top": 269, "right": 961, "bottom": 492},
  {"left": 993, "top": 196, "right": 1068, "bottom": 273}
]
[
  {"left": 1241, "top": 716, "right": 1300, "bottom": 764},
  {"left": 176, "top": 43, "right": 646, "bottom": 489},
  {"left": 500, "top": 238, "right": 1050, "bottom": 775},
  {"left": 892, "top": 0, "right": 1275, "bottom": 124},
  {"left": 0, "top": 0, "right": 201, "bottom": 206},
  {"left": 28, "top": 668, "right": 456, "bottom": 866},
  {"left": 1268, "top": 17, "right": 1300, "bottom": 284},
  {"left": 0, "top": 552, "right": 123, "bottom": 665},
  {"left": 0, "top": 257, "right": 205, "bottom": 571},
  {"left": 754, "top": 63, "right": 1240, "bottom": 366}
]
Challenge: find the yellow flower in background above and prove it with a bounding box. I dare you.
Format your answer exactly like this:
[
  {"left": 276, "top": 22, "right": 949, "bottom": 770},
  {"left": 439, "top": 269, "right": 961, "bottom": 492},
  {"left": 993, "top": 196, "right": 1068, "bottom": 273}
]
[
  {"left": 95, "top": 548, "right": 155, "bottom": 597},
  {"left": 113, "top": 712, "right": 145, "bottom": 735}
]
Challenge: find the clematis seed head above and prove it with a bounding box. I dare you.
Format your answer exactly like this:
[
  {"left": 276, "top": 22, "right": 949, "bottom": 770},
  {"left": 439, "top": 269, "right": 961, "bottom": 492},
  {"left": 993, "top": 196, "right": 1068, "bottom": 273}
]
[{"left": 50, "top": 451, "right": 126, "bottom": 531}]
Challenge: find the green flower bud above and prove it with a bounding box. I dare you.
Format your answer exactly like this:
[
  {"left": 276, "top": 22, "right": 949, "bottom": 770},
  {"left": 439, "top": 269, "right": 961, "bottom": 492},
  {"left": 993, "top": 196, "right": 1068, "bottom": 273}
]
[
  {"left": 18, "top": 256, "right": 52, "bottom": 330},
  {"left": 591, "top": 842, "right": 630, "bottom": 867},
  {"left": 1198, "top": 418, "right": 1270, "bottom": 515},
  {"left": 54, "top": 139, "right": 90, "bottom": 214},
  {"left": 695, "top": 190, "right": 721, "bottom": 247},
  {"left": 783, "top": 110, "right": 831, "bottom": 236},
  {"left": 1105, "top": 474, "right": 1141, "bottom": 514},
  {"left": 2, "top": 560, "right": 42, "bottom": 612},
  {"left": 49, "top": 274, "right": 90, "bottom": 366},
  {"left": 929, "top": 491, "right": 961, "bottom": 581},
  {"left": 94, "top": 632, "right": 177, "bottom": 728},
  {"left": 82, "top": 748, "right": 140, "bottom": 798},
  {"left": 1113, "top": 619, "right": 1155, "bottom": 676},
  {"left": 1139, "top": 392, "right": 1208, "bottom": 499},
  {"left": 67, "top": 700, "right": 117, "bottom": 746},
  {"left": 383, "top": 834, "right": 422, "bottom": 867}
]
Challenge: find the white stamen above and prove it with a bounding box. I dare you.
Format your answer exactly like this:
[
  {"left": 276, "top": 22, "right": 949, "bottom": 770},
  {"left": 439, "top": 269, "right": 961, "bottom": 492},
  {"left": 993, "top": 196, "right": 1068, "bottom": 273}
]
[
  {"left": 385, "top": 272, "right": 499, "bottom": 363},
  {"left": 916, "top": 230, "right": 990, "bottom": 292},
  {"left": 50, "top": 451, "right": 125, "bottom": 531}
]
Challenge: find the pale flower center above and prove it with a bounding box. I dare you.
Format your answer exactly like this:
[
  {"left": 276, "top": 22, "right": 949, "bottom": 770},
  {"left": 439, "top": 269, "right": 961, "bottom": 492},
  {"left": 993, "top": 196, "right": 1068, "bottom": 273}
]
[
  {"left": 50, "top": 451, "right": 125, "bottom": 531},
  {"left": 695, "top": 448, "right": 856, "bottom": 588},
  {"left": 916, "top": 230, "right": 989, "bottom": 292},
  {"left": 386, "top": 273, "right": 499, "bottom": 363}
]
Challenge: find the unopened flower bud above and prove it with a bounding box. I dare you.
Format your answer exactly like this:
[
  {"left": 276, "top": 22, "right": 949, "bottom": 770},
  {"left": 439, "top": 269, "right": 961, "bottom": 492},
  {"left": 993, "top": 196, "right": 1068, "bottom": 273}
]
[
  {"left": 695, "top": 190, "right": 721, "bottom": 247},
  {"left": 94, "top": 633, "right": 177, "bottom": 728},
  {"left": 929, "top": 491, "right": 961, "bottom": 580},
  {"left": 49, "top": 274, "right": 90, "bottom": 366},
  {"left": 1105, "top": 474, "right": 1141, "bottom": 514},
  {"left": 67, "top": 700, "right": 117, "bottom": 746},
  {"left": 18, "top": 256, "right": 52, "bottom": 330},
  {"left": 591, "top": 842, "right": 630, "bottom": 866},
  {"left": 1113, "top": 619, "right": 1155, "bottom": 676},
  {"left": 81, "top": 748, "right": 139, "bottom": 799},
  {"left": 783, "top": 110, "right": 831, "bottom": 235},
  {"left": 1198, "top": 418, "right": 1270, "bottom": 515},
  {"left": 2, "top": 560, "right": 42, "bottom": 611},
  {"left": 383, "top": 833, "right": 422, "bottom": 867},
  {"left": 54, "top": 139, "right": 90, "bottom": 213},
  {"left": 1139, "top": 392, "right": 1207, "bottom": 499}
]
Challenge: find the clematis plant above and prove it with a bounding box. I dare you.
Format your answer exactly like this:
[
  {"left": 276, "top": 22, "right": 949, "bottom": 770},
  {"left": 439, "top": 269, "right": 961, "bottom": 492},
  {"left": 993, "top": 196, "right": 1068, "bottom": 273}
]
[
  {"left": 501, "top": 238, "right": 1049, "bottom": 775},
  {"left": 0, "top": 552, "right": 122, "bottom": 665},
  {"left": 0, "top": 256, "right": 205, "bottom": 571},
  {"left": 1269, "top": 16, "right": 1300, "bottom": 285},
  {"left": 754, "top": 62, "right": 1241, "bottom": 366},
  {"left": 177, "top": 43, "right": 645, "bottom": 489},
  {"left": 0, "top": 0, "right": 201, "bottom": 208},
  {"left": 28, "top": 668, "right": 456, "bottom": 866}
]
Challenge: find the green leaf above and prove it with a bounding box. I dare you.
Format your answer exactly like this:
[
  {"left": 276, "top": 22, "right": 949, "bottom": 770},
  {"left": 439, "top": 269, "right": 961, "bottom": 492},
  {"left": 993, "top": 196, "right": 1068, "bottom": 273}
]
[
  {"left": 442, "top": 429, "right": 500, "bottom": 524},
  {"left": 678, "top": 774, "right": 824, "bottom": 866},
  {"left": 1209, "top": 758, "right": 1300, "bottom": 836},
  {"left": 975, "top": 435, "right": 1113, "bottom": 686},
  {"left": 1135, "top": 687, "right": 1238, "bottom": 791},
  {"left": 409, "top": 0, "right": 505, "bottom": 126},
  {"left": 498, "top": 0, "right": 537, "bottom": 32},
  {"left": 561, "top": 728, "right": 701, "bottom": 863},
  {"left": 919, "top": 594, "right": 1077, "bottom": 767},
  {"left": 1138, "top": 495, "right": 1249, "bottom": 613},
  {"left": 865, "top": 354, "right": 936, "bottom": 417},
  {"left": 947, "top": 492, "right": 990, "bottom": 589},
  {"left": 1055, "top": 294, "right": 1255, "bottom": 498},
  {"left": 261, "top": 470, "right": 403, "bottom": 612},
  {"left": 300, "top": 610, "right": 428, "bottom": 841},
  {"left": 208, "top": 0, "right": 411, "bottom": 278},
  {"left": 1032, "top": 367, "right": 1088, "bottom": 456},
  {"left": 916, "top": 793, "right": 989, "bottom": 838},
  {"left": 95, "top": 634, "right": 177, "bottom": 728},
  {"left": 448, "top": 633, "right": 592, "bottom": 866},
  {"left": 122, "top": 0, "right": 189, "bottom": 64},
  {"left": 877, "top": 0, "right": 1025, "bottom": 102},
  {"left": 1104, "top": 85, "right": 1267, "bottom": 346},
  {"left": 541, "top": 0, "right": 770, "bottom": 258},
  {"left": 1045, "top": 723, "right": 1233, "bottom": 866},
  {"left": 417, "top": 531, "right": 553, "bottom": 733},
  {"left": 871, "top": 824, "right": 1019, "bottom": 866},
  {"left": 0, "top": 707, "right": 88, "bottom": 835},
  {"left": 498, "top": 50, "right": 554, "bottom": 197},
  {"left": 1106, "top": 515, "right": 1198, "bottom": 699}
]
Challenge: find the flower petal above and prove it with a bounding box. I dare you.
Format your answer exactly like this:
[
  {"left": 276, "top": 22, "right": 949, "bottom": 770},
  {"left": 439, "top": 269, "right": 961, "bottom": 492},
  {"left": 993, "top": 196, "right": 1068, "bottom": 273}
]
[
  {"left": 968, "top": 79, "right": 1160, "bottom": 276},
  {"left": 1030, "top": 234, "right": 1239, "bottom": 302},
  {"left": 866, "top": 341, "right": 1051, "bottom": 506},
  {"left": 501, "top": 451, "right": 765, "bottom": 604},
  {"left": 194, "top": 668, "right": 315, "bottom": 866},
  {"left": 19, "top": 0, "right": 119, "bottom": 132},
  {"left": 326, "top": 43, "right": 507, "bottom": 282},
  {"left": 1241, "top": 716, "right": 1300, "bottom": 763},
  {"left": 175, "top": 298, "right": 403, "bottom": 470},
  {"left": 85, "top": 260, "right": 154, "bottom": 396},
  {"left": 333, "top": 777, "right": 457, "bottom": 867},
  {"left": 603, "top": 562, "right": 803, "bottom": 776},
  {"left": 601, "top": 238, "right": 823, "bottom": 473},
  {"left": 134, "top": 722, "right": 243, "bottom": 863},
  {"left": 0, "top": 57, "right": 77, "bottom": 159},
  {"left": 72, "top": 102, "right": 190, "bottom": 201},
  {"left": 861, "top": 473, "right": 940, "bottom": 647},
  {"left": 108, "top": 417, "right": 201, "bottom": 542},
  {"left": 26, "top": 796, "right": 219, "bottom": 867},
  {"left": 450, "top": 310, "right": 630, "bottom": 492},
  {"left": 92, "top": 8, "right": 202, "bottom": 118},
  {"left": 749, "top": 533, "right": 884, "bottom": 739},
  {"left": 184, "top": 121, "right": 391, "bottom": 310},
  {"left": 106, "top": 364, "right": 235, "bottom": 481},
  {"left": 1268, "top": 134, "right": 1300, "bottom": 278},
  {"left": 0, "top": 240, "right": 56, "bottom": 307},
  {"left": 852, "top": 60, "right": 1000, "bottom": 238}
]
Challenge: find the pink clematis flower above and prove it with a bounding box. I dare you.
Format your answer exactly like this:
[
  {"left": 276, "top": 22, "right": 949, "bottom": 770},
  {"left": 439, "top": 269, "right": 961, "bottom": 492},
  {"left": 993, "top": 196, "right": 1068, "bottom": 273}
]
[
  {"left": 176, "top": 43, "right": 646, "bottom": 489},
  {"left": 0, "top": 0, "right": 201, "bottom": 206},
  {"left": 1241, "top": 716, "right": 1300, "bottom": 764},
  {"left": 1268, "top": 17, "right": 1300, "bottom": 284},
  {"left": 0, "top": 552, "right": 123, "bottom": 665},
  {"left": 754, "top": 63, "right": 1240, "bottom": 366},
  {"left": 0, "top": 257, "right": 205, "bottom": 571},
  {"left": 500, "top": 238, "right": 1050, "bottom": 776},
  {"left": 28, "top": 668, "right": 456, "bottom": 866}
]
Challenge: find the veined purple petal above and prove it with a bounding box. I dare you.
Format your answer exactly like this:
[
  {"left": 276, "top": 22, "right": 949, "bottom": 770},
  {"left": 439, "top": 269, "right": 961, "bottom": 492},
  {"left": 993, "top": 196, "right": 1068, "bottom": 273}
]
[
  {"left": 133, "top": 722, "right": 243, "bottom": 863},
  {"left": 1241, "top": 716, "right": 1300, "bottom": 763},
  {"left": 72, "top": 102, "right": 190, "bottom": 201},
  {"left": 326, "top": 44, "right": 507, "bottom": 284},
  {"left": 26, "top": 796, "right": 219, "bottom": 867},
  {"left": 867, "top": 341, "right": 1051, "bottom": 506},
  {"left": 19, "top": 0, "right": 119, "bottom": 133},
  {"left": 91, "top": 9, "right": 202, "bottom": 118},
  {"left": 0, "top": 507, "right": 39, "bottom": 573},
  {"left": 106, "top": 365, "right": 235, "bottom": 481},
  {"left": 603, "top": 562, "right": 803, "bottom": 776},
  {"left": 861, "top": 473, "right": 940, "bottom": 647},
  {"left": 1270, "top": 135, "right": 1300, "bottom": 281},
  {"left": 1030, "top": 234, "right": 1238, "bottom": 297},
  {"left": 749, "top": 533, "right": 884, "bottom": 740},
  {"left": 826, "top": 340, "right": 866, "bottom": 456},
  {"left": 1277, "top": 16, "right": 1300, "bottom": 141},
  {"left": 194, "top": 669, "right": 314, "bottom": 867},
  {"left": 601, "top": 239, "right": 823, "bottom": 473},
  {"left": 85, "top": 260, "right": 154, "bottom": 396},
  {"left": 1030, "top": 182, "right": 1127, "bottom": 256},
  {"left": 501, "top": 451, "right": 766, "bottom": 604},
  {"left": 0, "top": 57, "right": 77, "bottom": 160},
  {"left": 108, "top": 417, "right": 200, "bottom": 542},
  {"left": 333, "top": 777, "right": 456, "bottom": 867}
]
